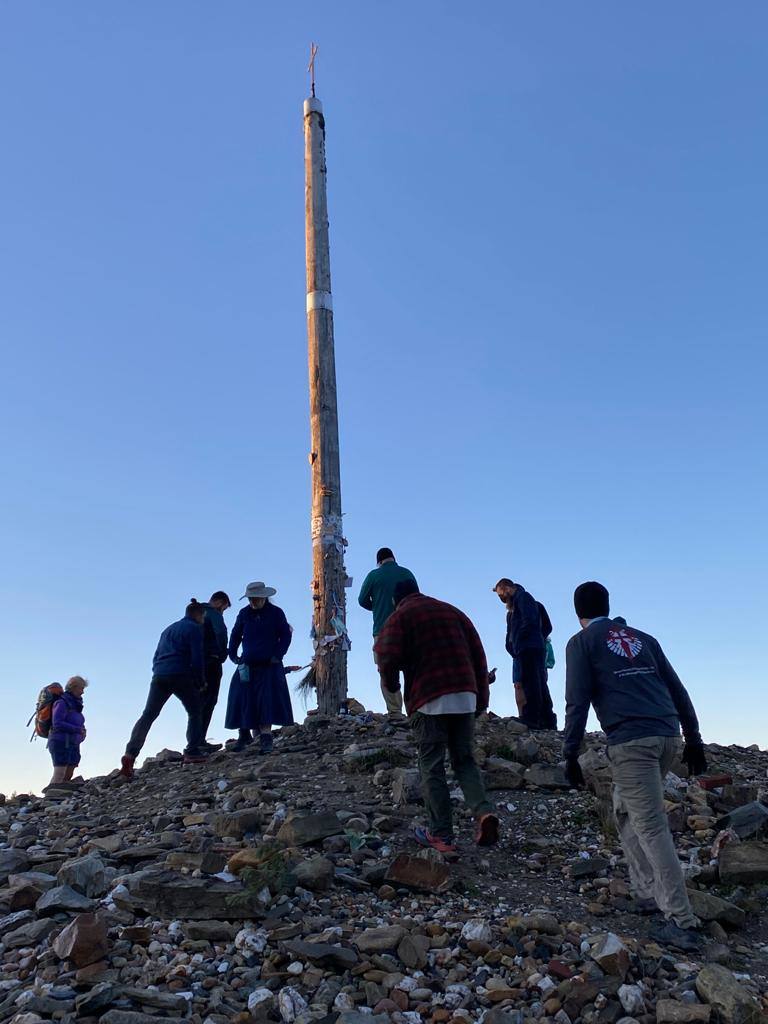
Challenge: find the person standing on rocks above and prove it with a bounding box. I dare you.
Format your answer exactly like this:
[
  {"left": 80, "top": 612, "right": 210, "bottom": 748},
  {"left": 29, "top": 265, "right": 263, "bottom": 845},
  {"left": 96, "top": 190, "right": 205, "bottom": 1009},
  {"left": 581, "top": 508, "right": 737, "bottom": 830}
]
[
  {"left": 493, "top": 579, "right": 557, "bottom": 730},
  {"left": 47, "top": 676, "right": 88, "bottom": 786},
  {"left": 563, "top": 580, "right": 709, "bottom": 951},
  {"left": 225, "top": 582, "right": 294, "bottom": 754},
  {"left": 375, "top": 579, "right": 499, "bottom": 855},
  {"left": 199, "top": 590, "right": 231, "bottom": 752},
  {"left": 358, "top": 547, "right": 418, "bottom": 719},
  {"left": 120, "top": 600, "right": 209, "bottom": 778}
]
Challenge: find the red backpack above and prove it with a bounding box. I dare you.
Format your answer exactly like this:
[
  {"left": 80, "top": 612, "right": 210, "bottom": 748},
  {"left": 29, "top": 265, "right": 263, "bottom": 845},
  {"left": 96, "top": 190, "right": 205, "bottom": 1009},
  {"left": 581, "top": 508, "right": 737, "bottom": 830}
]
[{"left": 27, "top": 683, "right": 64, "bottom": 741}]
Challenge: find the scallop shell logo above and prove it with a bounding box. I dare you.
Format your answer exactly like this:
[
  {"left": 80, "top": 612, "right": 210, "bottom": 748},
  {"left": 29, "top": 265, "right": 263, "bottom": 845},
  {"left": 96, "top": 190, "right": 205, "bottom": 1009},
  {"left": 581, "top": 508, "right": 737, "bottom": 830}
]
[{"left": 606, "top": 628, "right": 643, "bottom": 659}]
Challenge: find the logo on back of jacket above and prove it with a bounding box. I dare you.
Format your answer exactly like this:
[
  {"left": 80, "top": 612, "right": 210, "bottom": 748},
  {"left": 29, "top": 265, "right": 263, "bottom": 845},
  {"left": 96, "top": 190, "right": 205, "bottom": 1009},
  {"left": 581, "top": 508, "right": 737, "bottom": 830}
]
[{"left": 606, "top": 628, "right": 643, "bottom": 659}]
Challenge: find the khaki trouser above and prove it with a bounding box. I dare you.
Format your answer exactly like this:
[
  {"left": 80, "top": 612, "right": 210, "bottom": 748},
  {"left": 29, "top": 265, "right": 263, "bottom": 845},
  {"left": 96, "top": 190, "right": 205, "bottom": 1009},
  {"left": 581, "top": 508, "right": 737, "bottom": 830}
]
[
  {"left": 373, "top": 646, "right": 404, "bottom": 716},
  {"left": 608, "top": 735, "right": 698, "bottom": 929}
]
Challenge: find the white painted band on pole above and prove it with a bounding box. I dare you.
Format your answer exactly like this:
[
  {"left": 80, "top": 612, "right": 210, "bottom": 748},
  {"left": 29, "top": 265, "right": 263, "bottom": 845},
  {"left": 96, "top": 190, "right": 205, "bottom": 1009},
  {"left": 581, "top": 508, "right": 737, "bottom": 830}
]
[
  {"left": 306, "top": 290, "right": 333, "bottom": 312},
  {"left": 304, "top": 97, "right": 324, "bottom": 116}
]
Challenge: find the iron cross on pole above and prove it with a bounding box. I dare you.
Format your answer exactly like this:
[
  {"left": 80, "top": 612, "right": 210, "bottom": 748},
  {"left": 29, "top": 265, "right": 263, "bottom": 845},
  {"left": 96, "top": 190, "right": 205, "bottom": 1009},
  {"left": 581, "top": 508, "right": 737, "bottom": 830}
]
[{"left": 308, "top": 43, "right": 318, "bottom": 97}]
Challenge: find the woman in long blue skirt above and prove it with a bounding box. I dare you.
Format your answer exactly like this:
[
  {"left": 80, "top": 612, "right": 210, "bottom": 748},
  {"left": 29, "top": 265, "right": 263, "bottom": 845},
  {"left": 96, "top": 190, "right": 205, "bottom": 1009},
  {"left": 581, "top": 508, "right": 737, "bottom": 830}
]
[{"left": 225, "top": 581, "right": 294, "bottom": 753}]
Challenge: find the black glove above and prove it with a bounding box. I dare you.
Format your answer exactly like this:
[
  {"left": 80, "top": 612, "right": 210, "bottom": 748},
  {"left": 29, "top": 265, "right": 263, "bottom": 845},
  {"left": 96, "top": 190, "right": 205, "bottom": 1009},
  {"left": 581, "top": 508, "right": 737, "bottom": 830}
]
[
  {"left": 565, "top": 756, "right": 585, "bottom": 789},
  {"left": 682, "top": 740, "right": 708, "bottom": 776}
]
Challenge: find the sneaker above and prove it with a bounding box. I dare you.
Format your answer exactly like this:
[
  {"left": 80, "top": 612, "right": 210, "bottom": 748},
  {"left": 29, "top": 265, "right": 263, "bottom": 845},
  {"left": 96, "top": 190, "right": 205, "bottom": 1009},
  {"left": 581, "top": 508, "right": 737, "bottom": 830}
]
[
  {"left": 649, "top": 921, "right": 704, "bottom": 952},
  {"left": 413, "top": 826, "right": 458, "bottom": 856},
  {"left": 183, "top": 752, "right": 209, "bottom": 765},
  {"left": 119, "top": 755, "right": 135, "bottom": 780},
  {"left": 201, "top": 741, "right": 223, "bottom": 753},
  {"left": 474, "top": 812, "right": 500, "bottom": 847}
]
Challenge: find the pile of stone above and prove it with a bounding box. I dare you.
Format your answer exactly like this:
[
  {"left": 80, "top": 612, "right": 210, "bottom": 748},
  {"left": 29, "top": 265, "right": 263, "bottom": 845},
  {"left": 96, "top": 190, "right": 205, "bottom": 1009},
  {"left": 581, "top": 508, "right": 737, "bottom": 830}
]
[{"left": 0, "top": 710, "right": 766, "bottom": 1024}]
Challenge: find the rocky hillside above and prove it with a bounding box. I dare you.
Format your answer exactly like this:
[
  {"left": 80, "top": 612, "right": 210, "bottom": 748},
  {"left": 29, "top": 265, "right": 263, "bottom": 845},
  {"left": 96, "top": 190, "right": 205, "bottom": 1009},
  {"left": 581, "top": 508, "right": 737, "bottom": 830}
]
[{"left": 1, "top": 711, "right": 768, "bottom": 1024}]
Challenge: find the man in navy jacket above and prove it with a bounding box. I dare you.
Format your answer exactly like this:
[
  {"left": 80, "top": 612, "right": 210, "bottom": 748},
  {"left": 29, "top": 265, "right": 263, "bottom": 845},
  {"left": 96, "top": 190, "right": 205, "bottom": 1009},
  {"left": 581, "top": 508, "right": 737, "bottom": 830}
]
[
  {"left": 563, "top": 581, "right": 708, "bottom": 951},
  {"left": 120, "top": 600, "right": 208, "bottom": 777},
  {"left": 494, "top": 579, "right": 557, "bottom": 729}
]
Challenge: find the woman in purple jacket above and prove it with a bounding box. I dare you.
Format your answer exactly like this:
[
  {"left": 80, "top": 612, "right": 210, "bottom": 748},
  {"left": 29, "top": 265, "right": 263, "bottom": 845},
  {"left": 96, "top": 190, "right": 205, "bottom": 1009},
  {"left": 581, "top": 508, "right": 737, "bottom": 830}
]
[{"left": 48, "top": 676, "right": 88, "bottom": 785}]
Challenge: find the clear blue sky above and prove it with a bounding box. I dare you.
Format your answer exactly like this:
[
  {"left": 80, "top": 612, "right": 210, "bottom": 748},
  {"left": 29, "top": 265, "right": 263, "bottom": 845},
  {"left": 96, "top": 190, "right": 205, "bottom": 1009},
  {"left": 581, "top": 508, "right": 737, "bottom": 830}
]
[{"left": 1, "top": 2, "right": 766, "bottom": 794}]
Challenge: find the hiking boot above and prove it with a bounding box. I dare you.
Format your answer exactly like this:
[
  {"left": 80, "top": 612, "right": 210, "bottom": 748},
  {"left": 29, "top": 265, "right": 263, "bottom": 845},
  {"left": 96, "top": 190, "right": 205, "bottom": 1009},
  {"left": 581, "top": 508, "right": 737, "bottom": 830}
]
[
  {"left": 413, "top": 826, "right": 458, "bottom": 857},
  {"left": 474, "top": 812, "right": 500, "bottom": 847},
  {"left": 632, "top": 897, "right": 662, "bottom": 916},
  {"left": 258, "top": 733, "right": 274, "bottom": 754},
  {"left": 649, "top": 922, "right": 704, "bottom": 952},
  {"left": 231, "top": 737, "right": 252, "bottom": 753},
  {"left": 201, "top": 741, "right": 223, "bottom": 753},
  {"left": 119, "top": 755, "right": 135, "bottom": 780},
  {"left": 183, "top": 752, "right": 209, "bottom": 765}
]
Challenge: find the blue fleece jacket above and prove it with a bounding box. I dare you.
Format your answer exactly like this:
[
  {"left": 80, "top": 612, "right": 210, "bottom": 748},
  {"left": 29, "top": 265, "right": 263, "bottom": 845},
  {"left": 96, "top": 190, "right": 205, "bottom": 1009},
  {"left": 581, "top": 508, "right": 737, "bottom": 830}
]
[{"left": 152, "top": 615, "right": 205, "bottom": 681}]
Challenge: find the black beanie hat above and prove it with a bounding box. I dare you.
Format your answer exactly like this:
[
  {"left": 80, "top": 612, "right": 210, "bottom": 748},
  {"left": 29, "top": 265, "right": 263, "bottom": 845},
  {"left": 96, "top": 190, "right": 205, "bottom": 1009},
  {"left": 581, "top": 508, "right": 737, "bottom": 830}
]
[{"left": 574, "top": 581, "right": 610, "bottom": 620}]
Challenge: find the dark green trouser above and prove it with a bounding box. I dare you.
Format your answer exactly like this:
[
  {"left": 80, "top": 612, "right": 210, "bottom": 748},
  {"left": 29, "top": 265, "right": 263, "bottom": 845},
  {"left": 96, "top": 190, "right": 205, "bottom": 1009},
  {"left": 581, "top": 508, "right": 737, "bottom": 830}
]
[{"left": 411, "top": 712, "right": 494, "bottom": 839}]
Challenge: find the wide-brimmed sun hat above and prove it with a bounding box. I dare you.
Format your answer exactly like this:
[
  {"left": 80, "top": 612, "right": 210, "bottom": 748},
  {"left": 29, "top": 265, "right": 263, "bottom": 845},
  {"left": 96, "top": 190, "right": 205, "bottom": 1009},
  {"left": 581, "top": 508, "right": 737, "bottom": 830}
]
[{"left": 240, "top": 581, "right": 277, "bottom": 600}]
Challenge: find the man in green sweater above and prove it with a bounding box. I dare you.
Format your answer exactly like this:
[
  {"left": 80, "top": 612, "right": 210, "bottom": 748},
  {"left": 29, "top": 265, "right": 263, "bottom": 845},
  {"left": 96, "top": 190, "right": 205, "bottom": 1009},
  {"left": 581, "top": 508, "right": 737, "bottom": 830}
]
[{"left": 358, "top": 547, "right": 418, "bottom": 717}]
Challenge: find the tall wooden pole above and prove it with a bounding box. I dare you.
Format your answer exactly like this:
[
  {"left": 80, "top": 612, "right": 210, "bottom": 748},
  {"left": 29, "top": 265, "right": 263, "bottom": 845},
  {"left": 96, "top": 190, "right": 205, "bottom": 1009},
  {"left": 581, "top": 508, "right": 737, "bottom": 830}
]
[{"left": 304, "top": 91, "right": 349, "bottom": 715}]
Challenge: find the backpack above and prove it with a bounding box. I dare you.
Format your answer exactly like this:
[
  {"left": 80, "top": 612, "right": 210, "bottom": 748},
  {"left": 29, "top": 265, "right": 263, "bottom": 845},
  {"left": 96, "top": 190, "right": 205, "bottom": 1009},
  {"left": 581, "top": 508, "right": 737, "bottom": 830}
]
[
  {"left": 27, "top": 683, "right": 64, "bottom": 741},
  {"left": 537, "top": 601, "right": 553, "bottom": 640}
]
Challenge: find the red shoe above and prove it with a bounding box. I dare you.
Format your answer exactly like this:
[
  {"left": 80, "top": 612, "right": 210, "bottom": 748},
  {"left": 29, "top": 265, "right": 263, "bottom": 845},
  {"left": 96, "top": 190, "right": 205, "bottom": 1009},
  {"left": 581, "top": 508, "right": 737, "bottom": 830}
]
[
  {"left": 475, "top": 813, "right": 500, "bottom": 846},
  {"left": 119, "top": 755, "right": 135, "bottom": 780},
  {"left": 413, "top": 826, "right": 458, "bottom": 856}
]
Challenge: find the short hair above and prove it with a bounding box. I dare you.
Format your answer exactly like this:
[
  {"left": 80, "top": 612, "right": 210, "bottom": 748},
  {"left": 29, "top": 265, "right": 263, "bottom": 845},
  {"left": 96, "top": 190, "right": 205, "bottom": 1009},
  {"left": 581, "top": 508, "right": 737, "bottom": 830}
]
[
  {"left": 393, "top": 579, "right": 420, "bottom": 605},
  {"left": 66, "top": 675, "right": 88, "bottom": 692},
  {"left": 376, "top": 547, "right": 395, "bottom": 564},
  {"left": 186, "top": 598, "right": 205, "bottom": 617},
  {"left": 209, "top": 590, "right": 231, "bottom": 607},
  {"left": 494, "top": 577, "right": 515, "bottom": 591},
  {"left": 574, "top": 582, "right": 610, "bottom": 620}
]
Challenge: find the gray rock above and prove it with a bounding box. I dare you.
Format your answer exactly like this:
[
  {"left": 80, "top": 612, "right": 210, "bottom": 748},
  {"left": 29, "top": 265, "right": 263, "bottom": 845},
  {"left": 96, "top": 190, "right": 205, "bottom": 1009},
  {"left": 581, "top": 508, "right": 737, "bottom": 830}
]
[
  {"left": 0, "top": 909, "right": 34, "bottom": 936},
  {"left": 7, "top": 871, "right": 57, "bottom": 892},
  {"left": 57, "top": 854, "right": 108, "bottom": 897},
  {"left": 695, "top": 964, "right": 761, "bottom": 1024},
  {"left": 282, "top": 939, "right": 358, "bottom": 970},
  {"left": 353, "top": 925, "right": 407, "bottom": 953},
  {"left": 484, "top": 757, "right": 526, "bottom": 790},
  {"left": 718, "top": 841, "right": 768, "bottom": 885},
  {"left": 524, "top": 764, "right": 569, "bottom": 790},
  {"left": 656, "top": 1001, "right": 711, "bottom": 1023},
  {"left": 36, "top": 884, "right": 95, "bottom": 915},
  {"left": 687, "top": 889, "right": 746, "bottom": 928},
  {"left": 483, "top": 1010, "right": 525, "bottom": 1024},
  {"left": 4, "top": 917, "right": 56, "bottom": 948},
  {"left": 571, "top": 856, "right": 610, "bottom": 879},
  {"left": 121, "top": 988, "right": 191, "bottom": 1011},
  {"left": 76, "top": 983, "right": 120, "bottom": 1016},
  {"left": 391, "top": 768, "right": 422, "bottom": 807},
  {"left": 100, "top": 1013, "right": 180, "bottom": 1024},
  {"left": 397, "top": 932, "right": 430, "bottom": 968},
  {"left": 337, "top": 1015, "right": 391, "bottom": 1024},
  {"left": 277, "top": 811, "right": 344, "bottom": 846},
  {"left": 213, "top": 808, "right": 264, "bottom": 838},
  {"left": 125, "top": 866, "right": 265, "bottom": 919},
  {"left": 0, "top": 850, "right": 30, "bottom": 884},
  {"left": 293, "top": 855, "right": 335, "bottom": 892}
]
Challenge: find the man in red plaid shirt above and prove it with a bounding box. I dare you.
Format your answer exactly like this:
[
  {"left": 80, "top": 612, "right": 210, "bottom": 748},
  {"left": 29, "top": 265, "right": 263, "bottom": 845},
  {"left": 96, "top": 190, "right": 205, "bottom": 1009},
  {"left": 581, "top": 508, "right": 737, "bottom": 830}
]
[{"left": 375, "top": 580, "right": 499, "bottom": 854}]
